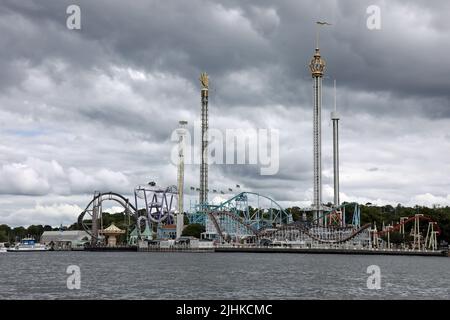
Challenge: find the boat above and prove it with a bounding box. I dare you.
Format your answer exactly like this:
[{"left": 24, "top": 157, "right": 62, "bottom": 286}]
[
  {"left": 7, "top": 237, "right": 49, "bottom": 252},
  {"left": 0, "top": 243, "right": 7, "bottom": 253}
]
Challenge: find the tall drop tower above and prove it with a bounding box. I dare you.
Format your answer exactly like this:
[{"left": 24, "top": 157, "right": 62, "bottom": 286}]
[
  {"left": 199, "top": 73, "right": 209, "bottom": 207},
  {"left": 331, "top": 80, "right": 340, "bottom": 207},
  {"left": 309, "top": 44, "right": 326, "bottom": 222},
  {"left": 176, "top": 120, "right": 188, "bottom": 239}
]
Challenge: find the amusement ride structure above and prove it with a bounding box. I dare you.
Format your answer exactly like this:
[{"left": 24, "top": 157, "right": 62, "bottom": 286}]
[
  {"left": 78, "top": 184, "right": 178, "bottom": 245},
  {"left": 77, "top": 24, "right": 442, "bottom": 252}
]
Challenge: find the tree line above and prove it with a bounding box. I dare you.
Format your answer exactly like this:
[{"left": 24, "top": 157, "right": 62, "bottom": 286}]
[{"left": 0, "top": 224, "right": 55, "bottom": 243}]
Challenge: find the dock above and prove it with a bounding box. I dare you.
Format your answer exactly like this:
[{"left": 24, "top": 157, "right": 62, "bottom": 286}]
[
  {"left": 214, "top": 246, "right": 448, "bottom": 257},
  {"left": 84, "top": 245, "right": 138, "bottom": 252},
  {"left": 138, "top": 246, "right": 214, "bottom": 253},
  {"left": 68, "top": 243, "right": 449, "bottom": 256}
]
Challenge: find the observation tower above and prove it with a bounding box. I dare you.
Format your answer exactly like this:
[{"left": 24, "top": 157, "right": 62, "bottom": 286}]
[
  {"left": 176, "top": 120, "right": 188, "bottom": 238},
  {"left": 331, "top": 80, "right": 340, "bottom": 207},
  {"left": 199, "top": 72, "right": 209, "bottom": 207},
  {"left": 309, "top": 45, "right": 326, "bottom": 222}
]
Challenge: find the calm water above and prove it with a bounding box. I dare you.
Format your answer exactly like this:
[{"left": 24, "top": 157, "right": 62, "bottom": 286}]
[{"left": 0, "top": 252, "right": 449, "bottom": 299}]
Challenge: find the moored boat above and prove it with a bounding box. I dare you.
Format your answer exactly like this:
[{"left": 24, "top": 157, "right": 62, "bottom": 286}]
[{"left": 7, "top": 237, "right": 49, "bottom": 252}]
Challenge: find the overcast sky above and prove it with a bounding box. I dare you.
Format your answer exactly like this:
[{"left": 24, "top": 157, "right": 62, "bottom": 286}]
[{"left": 0, "top": 0, "right": 449, "bottom": 227}]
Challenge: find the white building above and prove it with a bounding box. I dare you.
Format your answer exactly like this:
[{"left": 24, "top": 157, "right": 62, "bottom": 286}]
[{"left": 40, "top": 230, "right": 91, "bottom": 250}]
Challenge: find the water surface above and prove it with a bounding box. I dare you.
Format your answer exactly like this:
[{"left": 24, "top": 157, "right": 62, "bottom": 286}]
[{"left": 0, "top": 252, "right": 448, "bottom": 299}]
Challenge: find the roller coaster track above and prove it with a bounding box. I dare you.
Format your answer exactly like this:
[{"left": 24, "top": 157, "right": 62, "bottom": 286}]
[
  {"left": 208, "top": 210, "right": 258, "bottom": 240},
  {"left": 304, "top": 223, "right": 371, "bottom": 244},
  {"left": 257, "top": 222, "right": 372, "bottom": 244},
  {"left": 375, "top": 215, "right": 441, "bottom": 236},
  {"left": 209, "top": 209, "right": 371, "bottom": 244},
  {"left": 217, "top": 192, "right": 293, "bottom": 224},
  {"left": 78, "top": 192, "right": 137, "bottom": 237},
  {"left": 208, "top": 212, "right": 225, "bottom": 240},
  {"left": 307, "top": 202, "right": 360, "bottom": 226}
]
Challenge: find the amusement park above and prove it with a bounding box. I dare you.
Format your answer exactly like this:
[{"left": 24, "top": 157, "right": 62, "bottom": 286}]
[
  {"left": 3, "top": 1, "right": 450, "bottom": 307},
  {"left": 77, "top": 187, "right": 445, "bottom": 255},
  {"left": 74, "top": 33, "right": 447, "bottom": 257}
]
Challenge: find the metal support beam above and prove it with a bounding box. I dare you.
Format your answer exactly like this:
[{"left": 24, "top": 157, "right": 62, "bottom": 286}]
[
  {"left": 309, "top": 49, "right": 325, "bottom": 224},
  {"left": 176, "top": 120, "right": 187, "bottom": 239},
  {"left": 331, "top": 80, "right": 340, "bottom": 207},
  {"left": 199, "top": 73, "right": 209, "bottom": 208},
  {"left": 90, "top": 191, "right": 100, "bottom": 246}
]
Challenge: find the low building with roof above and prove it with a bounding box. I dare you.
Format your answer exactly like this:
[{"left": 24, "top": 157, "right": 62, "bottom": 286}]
[
  {"left": 40, "top": 230, "right": 91, "bottom": 250},
  {"left": 157, "top": 224, "right": 177, "bottom": 239}
]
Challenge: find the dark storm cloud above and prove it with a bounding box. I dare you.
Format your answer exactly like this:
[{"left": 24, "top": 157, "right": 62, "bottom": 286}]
[
  {"left": 2, "top": 0, "right": 449, "bottom": 113},
  {"left": 0, "top": 0, "right": 450, "bottom": 225}
]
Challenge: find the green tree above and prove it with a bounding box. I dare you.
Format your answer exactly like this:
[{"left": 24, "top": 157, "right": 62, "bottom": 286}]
[
  {"left": 0, "top": 224, "right": 11, "bottom": 241},
  {"left": 182, "top": 224, "right": 205, "bottom": 238},
  {"left": 67, "top": 222, "right": 81, "bottom": 230},
  {"left": 27, "top": 225, "right": 44, "bottom": 240},
  {"left": 0, "top": 230, "right": 8, "bottom": 242},
  {"left": 287, "top": 207, "right": 302, "bottom": 221},
  {"left": 12, "top": 226, "right": 26, "bottom": 241}
]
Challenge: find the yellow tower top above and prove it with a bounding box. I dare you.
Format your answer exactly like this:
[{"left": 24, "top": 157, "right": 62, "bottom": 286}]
[
  {"left": 200, "top": 72, "right": 209, "bottom": 89},
  {"left": 309, "top": 48, "right": 326, "bottom": 78}
]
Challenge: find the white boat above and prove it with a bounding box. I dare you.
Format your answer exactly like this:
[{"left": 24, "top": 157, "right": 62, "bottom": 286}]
[
  {"left": 0, "top": 243, "right": 7, "bottom": 253},
  {"left": 7, "top": 237, "right": 49, "bottom": 252}
]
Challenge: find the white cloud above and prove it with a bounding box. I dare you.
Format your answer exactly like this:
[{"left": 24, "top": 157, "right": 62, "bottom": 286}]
[
  {"left": 0, "top": 162, "right": 50, "bottom": 195},
  {"left": 0, "top": 158, "right": 130, "bottom": 196},
  {"left": 409, "top": 193, "right": 450, "bottom": 207},
  {"left": 3, "top": 203, "right": 82, "bottom": 227},
  {"left": 102, "top": 206, "right": 128, "bottom": 214},
  {"left": 0, "top": 0, "right": 450, "bottom": 227}
]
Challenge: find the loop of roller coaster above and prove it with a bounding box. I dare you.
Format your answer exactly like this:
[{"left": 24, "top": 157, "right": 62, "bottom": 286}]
[
  {"left": 77, "top": 192, "right": 137, "bottom": 237},
  {"left": 78, "top": 192, "right": 137, "bottom": 222}
]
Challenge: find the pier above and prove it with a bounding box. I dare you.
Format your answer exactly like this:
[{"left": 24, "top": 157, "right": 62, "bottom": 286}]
[
  {"left": 85, "top": 245, "right": 138, "bottom": 252},
  {"left": 214, "top": 246, "right": 448, "bottom": 257},
  {"left": 138, "top": 246, "right": 214, "bottom": 253},
  {"left": 80, "top": 244, "right": 448, "bottom": 257}
]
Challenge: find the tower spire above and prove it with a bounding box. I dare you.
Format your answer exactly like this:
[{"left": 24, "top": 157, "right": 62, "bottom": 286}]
[
  {"left": 309, "top": 22, "right": 329, "bottom": 225},
  {"left": 331, "top": 80, "right": 340, "bottom": 207},
  {"left": 176, "top": 120, "right": 188, "bottom": 239},
  {"left": 315, "top": 21, "right": 332, "bottom": 49},
  {"left": 199, "top": 72, "right": 209, "bottom": 208}
]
